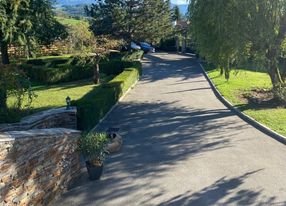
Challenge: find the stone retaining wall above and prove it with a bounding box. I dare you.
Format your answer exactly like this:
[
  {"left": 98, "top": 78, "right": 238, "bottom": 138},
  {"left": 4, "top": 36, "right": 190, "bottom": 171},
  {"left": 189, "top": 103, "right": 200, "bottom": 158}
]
[
  {"left": 0, "top": 128, "right": 81, "bottom": 206},
  {"left": 0, "top": 107, "right": 77, "bottom": 132}
]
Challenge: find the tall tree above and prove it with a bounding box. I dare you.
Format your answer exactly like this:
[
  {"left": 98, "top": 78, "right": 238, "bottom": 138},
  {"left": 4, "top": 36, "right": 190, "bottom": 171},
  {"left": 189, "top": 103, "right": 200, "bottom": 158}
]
[
  {"left": 243, "top": 0, "right": 286, "bottom": 87},
  {"left": 0, "top": 0, "right": 29, "bottom": 109},
  {"left": 0, "top": 0, "right": 66, "bottom": 109},
  {"left": 26, "top": 0, "right": 68, "bottom": 47},
  {"left": 86, "top": 0, "right": 172, "bottom": 44},
  {"left": 0, "top": 0, "right": 30, "bottom": 65},
  {"left": 189, "top": 0, "right": 244, "bottom": 79},
  {"left": 172, "top": 5, "right": 182, "bottom": 21},
  {"left": 190, "top": 0, "right": 286, "bottom": 87},
  {"left": 0, "top": 0, "right": 67, "bottom": 64}
]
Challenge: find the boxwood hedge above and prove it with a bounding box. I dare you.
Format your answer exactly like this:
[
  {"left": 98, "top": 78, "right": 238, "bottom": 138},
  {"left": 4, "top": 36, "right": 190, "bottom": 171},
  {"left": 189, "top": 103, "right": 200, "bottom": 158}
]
[
  {"left": 20, "top": 51, "right": 144, "bottom": 84},
  {"left": 74, "top": 61, "right": 142, "bottom": 131}
]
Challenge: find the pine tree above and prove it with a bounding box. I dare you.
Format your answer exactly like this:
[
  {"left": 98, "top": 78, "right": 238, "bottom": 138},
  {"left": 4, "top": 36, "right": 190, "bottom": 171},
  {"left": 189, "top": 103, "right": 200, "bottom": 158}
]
[
  {"left": 0, "top": 0, "right": 67, "bottom": 108},
  {"left": 172, "top": 5, "right": 182, "bottom": 21},
  {"left": 0, "top": 0, "right": 67, "bottom": 64},
  {"left": 86, "top": 0, "right": 173, "bottom": 44},
  {"left": 0, "top": 0, "right": 30, "bottom": 65}
]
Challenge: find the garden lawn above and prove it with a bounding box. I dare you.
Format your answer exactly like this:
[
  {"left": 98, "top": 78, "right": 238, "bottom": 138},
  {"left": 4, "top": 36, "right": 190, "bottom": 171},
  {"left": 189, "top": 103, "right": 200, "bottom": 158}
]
[
  {"left": 6, "top": 76, "right": 111, "bottom": 122},
  {"left": 207, "top": 69, "right": 286, "bottom": 136}
]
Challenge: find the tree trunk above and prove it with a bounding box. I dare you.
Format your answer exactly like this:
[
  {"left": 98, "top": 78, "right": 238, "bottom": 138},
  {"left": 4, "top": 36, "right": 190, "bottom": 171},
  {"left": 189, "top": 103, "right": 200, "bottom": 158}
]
[
  {"left": 0, "top": 87, "right": 7, "bottom": 110},
  {"left": 93, "top": 63, "right": 100, "bottom": 84},
  {"left": 224, "top": 58, "right": 230, "bottom": 81},
  {"left": 0, "top": 40, "right": 10, "bottom": 65},
  {"left": 282, "top": 69, "right": 286, "bottom": 83},
  {"left": 268, "top": 64, "right": 283, "bottom": 88},
  {"left": 220, "top": 66, "right": 224, "bottom": 76}
]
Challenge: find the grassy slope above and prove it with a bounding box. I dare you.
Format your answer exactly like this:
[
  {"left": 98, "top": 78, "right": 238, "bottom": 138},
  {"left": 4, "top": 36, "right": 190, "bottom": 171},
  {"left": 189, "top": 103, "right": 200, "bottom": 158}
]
[
  {"left": 207, "top": 69, "right": 286, "bottom": 136},
  {"left": 56, "top": 17, "right": 88, "bottom": 26}
]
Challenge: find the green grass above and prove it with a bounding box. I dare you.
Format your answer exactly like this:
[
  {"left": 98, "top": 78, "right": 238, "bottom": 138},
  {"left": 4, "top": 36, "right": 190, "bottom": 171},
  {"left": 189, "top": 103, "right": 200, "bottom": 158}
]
[
  {"left": 5, "top": 74, "right": 112, "bottom": 122},
  {"left": 27, "top": 80, "right": 97, "bottom": 111},
  {"left": 207, "top": 69, "right": 286, "bottom": 136},
  {"left": 56, "top": 17, "right": 88, "bottom": 26}
]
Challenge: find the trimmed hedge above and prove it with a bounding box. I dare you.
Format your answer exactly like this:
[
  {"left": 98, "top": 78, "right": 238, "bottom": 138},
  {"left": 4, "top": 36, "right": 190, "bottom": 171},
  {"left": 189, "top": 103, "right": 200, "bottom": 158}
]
[
  {"left": 20, "top": 52, "right": 143, "bottom": 84},
  {"left": 20, "top": 59, "right": 125, "bottom": 84},
  {"left": 74, "top": 61, "right": 142, "bottom": 131},
  {"left": 20, "top": 63, "right": 93, "bottom": 84},
  {"left": 122, "top": 50, "right": 144, "bottom": 61}
]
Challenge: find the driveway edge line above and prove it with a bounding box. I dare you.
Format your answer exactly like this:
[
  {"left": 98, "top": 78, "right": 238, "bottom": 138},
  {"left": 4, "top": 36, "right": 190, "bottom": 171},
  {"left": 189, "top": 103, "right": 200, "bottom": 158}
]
[
  {"left": 91, "top": 79, "right": 139, "bottom": 131},
  {"left": 199, "top": 62, "right": 286, "bottom": 145}
]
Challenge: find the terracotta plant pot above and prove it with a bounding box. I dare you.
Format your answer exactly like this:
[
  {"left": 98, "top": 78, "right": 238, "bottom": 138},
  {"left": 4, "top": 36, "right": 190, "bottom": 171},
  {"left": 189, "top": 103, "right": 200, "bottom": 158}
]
[{"left": 107, "top": 133, "right": 123, "bottom": 154}]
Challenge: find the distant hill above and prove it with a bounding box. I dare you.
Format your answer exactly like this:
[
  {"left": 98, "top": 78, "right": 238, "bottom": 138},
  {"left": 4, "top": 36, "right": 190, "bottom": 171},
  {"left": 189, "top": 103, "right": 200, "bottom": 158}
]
[
  {"left": 55, "top": 1, "right": 189, "bottom": 17},
  {"left": 56, "top": 0, "right": 94, "bottom": 6}
]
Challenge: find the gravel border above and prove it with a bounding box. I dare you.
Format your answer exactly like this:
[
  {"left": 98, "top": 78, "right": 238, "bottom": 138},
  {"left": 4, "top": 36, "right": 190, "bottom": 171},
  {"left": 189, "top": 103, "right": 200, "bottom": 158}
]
[{"left": 198, "top": 61, "right": 286, "bottom": 145}]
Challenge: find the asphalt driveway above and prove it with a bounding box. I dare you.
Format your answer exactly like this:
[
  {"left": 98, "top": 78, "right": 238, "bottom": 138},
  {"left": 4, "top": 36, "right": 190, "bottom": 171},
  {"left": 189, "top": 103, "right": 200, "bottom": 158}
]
[{"left": 56, "top": 53, "right": 286, "bottom": 206}]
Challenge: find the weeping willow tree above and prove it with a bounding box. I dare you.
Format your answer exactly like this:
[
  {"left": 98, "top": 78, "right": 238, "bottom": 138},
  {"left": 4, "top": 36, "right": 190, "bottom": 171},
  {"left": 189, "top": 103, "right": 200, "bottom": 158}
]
[
  {"left": 244, "top": 0, "right": 286, "bottom": 88},
  {"left": 189, "top": 0, "right": 245, "bottom": 80},
  {"left": 189, "top": 0, "right": 286, "bottom": 89}
]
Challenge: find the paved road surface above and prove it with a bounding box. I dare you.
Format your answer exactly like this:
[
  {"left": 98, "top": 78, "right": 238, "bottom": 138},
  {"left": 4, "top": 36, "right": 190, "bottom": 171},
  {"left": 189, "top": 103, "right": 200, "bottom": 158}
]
[{"left": 56, "top": 53, "right": 286, "bottom": 206}]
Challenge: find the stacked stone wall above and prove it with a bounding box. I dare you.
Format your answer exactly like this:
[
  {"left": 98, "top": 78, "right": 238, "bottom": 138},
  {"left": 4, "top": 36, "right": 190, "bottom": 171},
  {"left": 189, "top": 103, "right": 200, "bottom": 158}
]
[{"left": 0, "top": 129, "right": 81, "bottom": 206}]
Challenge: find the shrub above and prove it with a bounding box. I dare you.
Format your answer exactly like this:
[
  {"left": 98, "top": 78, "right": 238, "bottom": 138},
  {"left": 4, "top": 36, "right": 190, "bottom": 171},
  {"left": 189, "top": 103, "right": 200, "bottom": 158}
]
[
  {"left": 159, "top": 38, "right": 177, "bottom": 52},
  {"left": 78, "top": 132, "right": 109, "bottom": 163},
  {"left": 0, "top": 108, "right": 22, "bottom": 123},
  {"left": 26, "top": 59, "right": 45, "bottom": 65},
  {"left": 99, "top": 60, "right": 124, "bottom": 75},
  {"left": 75, "top": 62, "right": 142, "bottom": 130},
  {"left": 0, "top": 65, "right": 35, "bottom": 110},
  {"left": 0, "top": 65, "right": 35, "bottom": 123},
  {"left": 274, "top": 86, "right": 286, "bottom": 103}
]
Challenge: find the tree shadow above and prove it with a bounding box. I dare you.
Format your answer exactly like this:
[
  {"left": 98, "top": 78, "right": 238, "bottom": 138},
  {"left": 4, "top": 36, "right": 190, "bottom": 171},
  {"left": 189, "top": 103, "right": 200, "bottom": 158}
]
[
  {"left": 158, "top": 169, "right": 285, "bottom": 206},
  {"left": 56, "top": 53, "right": 286, "bottom": 205},
  {"left": 57, "top": 100, "right": 252, "bottom": 205}
]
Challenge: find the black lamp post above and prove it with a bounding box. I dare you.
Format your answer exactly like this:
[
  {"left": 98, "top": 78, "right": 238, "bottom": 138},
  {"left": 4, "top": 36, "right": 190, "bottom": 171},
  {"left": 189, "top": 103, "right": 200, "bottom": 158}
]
[{"left": 66, "top": 96, "right": 71, "bottom": 110}]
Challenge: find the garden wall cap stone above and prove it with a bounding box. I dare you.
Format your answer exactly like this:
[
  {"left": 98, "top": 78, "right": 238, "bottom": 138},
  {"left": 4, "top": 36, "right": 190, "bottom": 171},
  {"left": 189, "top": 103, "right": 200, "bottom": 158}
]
[
  {"left": 21, "top": 107, "right": 77, "bottom": 124},
  {"left": 0, "top": 107, "right": 77, "bottom": 132},
  {"left": 0, "top": 128, "right": 81, "bottom": 142}
]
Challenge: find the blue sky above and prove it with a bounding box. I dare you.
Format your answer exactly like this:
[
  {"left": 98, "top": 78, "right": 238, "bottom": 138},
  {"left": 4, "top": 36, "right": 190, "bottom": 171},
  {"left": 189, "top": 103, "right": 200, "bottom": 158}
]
[{"left": 171, "top": 0, "right": 188, "bottom": 5}]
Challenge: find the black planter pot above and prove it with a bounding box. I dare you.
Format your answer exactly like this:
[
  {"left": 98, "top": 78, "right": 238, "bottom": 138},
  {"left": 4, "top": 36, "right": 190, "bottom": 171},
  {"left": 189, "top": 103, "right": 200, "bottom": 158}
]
[{"left": 86, "top": 161, "right": 104, "bottom": 181}]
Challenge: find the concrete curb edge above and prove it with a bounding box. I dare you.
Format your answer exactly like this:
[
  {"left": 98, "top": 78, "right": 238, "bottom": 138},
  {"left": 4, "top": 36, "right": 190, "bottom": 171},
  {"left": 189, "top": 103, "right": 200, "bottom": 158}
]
[{"left": 198, "top": 62, "right": 286, "bottom": 145}]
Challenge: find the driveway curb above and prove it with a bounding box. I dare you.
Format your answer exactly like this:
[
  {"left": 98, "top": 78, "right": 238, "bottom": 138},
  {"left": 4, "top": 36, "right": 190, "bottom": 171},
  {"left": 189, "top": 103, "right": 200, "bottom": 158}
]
[{"left": 198, "top": 62, "right": 286, "bottom": 145}]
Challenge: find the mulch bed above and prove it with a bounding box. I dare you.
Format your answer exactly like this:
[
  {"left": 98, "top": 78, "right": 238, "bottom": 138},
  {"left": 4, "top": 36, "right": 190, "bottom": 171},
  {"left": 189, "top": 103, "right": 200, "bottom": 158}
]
[{"left": 240, "top": 88, "right": 286, "bottom": 108}]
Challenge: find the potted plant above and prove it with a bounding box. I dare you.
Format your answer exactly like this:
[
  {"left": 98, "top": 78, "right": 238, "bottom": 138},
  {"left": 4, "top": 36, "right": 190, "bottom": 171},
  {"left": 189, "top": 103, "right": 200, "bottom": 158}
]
[{"left": 78, "top": 132, "right": 109, "bottom": 180}]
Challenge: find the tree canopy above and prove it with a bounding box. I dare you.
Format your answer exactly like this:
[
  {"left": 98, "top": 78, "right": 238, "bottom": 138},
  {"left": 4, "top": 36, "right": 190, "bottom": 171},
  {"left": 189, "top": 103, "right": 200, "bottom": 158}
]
[
  {"left": 189, "top": 0, "right": 286, "bottom": 87},
  {"left": 0, "top": 0, "right": 67, "bottom": 64},
  {"left": 86, "top": 0, "right": 173, "bottom": 44},
  {"left": 172, "top": 5, "right": 182, "bottom": 21}
]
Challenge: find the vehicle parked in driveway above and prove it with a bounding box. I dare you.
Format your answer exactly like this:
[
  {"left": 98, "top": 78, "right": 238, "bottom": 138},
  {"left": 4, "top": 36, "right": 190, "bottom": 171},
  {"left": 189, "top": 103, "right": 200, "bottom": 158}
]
[
  {"left": 131, "top": 42, "right": 141, "bottom": 50},
  {"left": 139, "top": 42, "right": 155, "bottom": 53}
]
